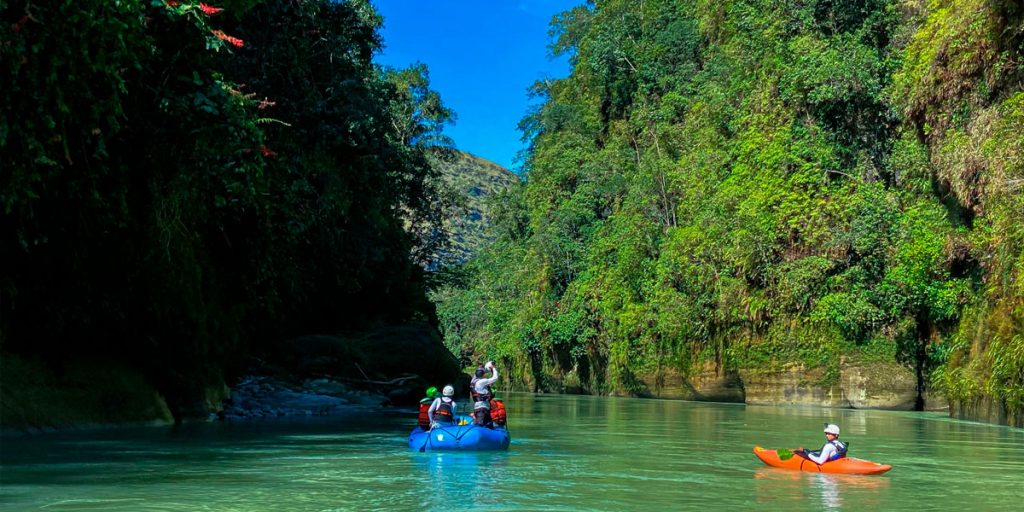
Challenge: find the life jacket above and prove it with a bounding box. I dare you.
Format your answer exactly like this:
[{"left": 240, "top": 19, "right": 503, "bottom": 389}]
[
  {"left": 490, "top": 399, "right": 507, "bottom": 426},
  {"left": 470, "top": 377, "right": 493, "bottom": 404},
  {"left": 433, "top": 397, "right": 454, "bottom": 423},
  {"left": 828, "top": 440, "right": 848, "bottom": 461},
  {"left": 417, "top": 402, "right": 431, "bottom": 429}
]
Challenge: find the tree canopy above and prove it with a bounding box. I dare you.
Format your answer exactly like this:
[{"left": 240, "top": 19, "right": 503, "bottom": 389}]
[
  {"left": 1, "top": 0, "right": 452, "bottom": 416},
  {"left": 435, "top": 0, "right": 1023, "bottom": 418}
]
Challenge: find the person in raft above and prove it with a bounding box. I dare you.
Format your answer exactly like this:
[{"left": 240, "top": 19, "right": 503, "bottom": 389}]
[
  {"left": 795, "top": 424, "right": 848, "bottom": 464},
  {"left": 470, "top": 361, "right": 499, "bottom": 427},
  {"left": 417, "top": 386, "right": 439, "bottom": 430},
  {"left": 427, "top": 385, "right": 457, "bottom": 430}
]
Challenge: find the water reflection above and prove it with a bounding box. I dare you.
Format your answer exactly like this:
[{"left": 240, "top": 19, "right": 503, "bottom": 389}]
[
  {"left": 410, "top": 451, "right": 509, "bottom": 511},
  {"left": 753, "top": 468, "right": 891, "bottom": 510}
]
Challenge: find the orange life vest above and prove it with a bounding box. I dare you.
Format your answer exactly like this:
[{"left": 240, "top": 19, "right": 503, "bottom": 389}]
[
  {"left": 490, "top": 399, "right": 507, "bottom": 426},
  {"left": 417, "top": 402, "right": 431, "bottom": 429}
]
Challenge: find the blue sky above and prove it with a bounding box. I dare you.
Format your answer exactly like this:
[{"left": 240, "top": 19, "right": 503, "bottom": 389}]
[{"left": 371, "top": 0, "right": 582, "bottom": 171}]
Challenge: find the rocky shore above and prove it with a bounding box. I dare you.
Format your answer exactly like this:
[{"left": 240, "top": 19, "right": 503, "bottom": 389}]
[
  {"left": 219, "top": 375, "right": 397, "bottom": 421},
  {"left": 1, "top": 322, "right": 464, "bottom": 433}
]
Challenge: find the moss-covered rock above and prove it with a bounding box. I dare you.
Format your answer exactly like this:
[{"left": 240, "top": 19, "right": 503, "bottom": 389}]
[
  {"left": 738, "top": 358, "right": 945, "bottom": 410},
  {"left": 637, "top": 362, "right": 745, "bottom": 402},
  {"left": 0, "top": 353, "right": 173, "bottom": 432},
  {"left": 950, "top": 395, "right": 1024, "bottom": 428}
]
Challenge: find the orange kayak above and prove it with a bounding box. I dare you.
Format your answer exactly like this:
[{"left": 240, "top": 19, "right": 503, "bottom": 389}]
[{"left": 753, "top": 446, "right": 892, "bottom": 475}]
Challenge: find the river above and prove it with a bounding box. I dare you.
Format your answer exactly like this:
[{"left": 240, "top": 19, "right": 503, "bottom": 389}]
[{"left": 1, "top": 393, "right": 1021, "bottom": 511}]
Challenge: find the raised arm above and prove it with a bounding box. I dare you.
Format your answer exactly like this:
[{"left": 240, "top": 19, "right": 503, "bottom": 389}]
[{"left": 479, "top": 366, "right": 499, "bottom": 387}]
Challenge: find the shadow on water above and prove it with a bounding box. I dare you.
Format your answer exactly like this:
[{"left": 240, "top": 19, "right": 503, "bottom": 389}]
[{"left": 0, "top": 408, "right": 414, "bottom": 492}]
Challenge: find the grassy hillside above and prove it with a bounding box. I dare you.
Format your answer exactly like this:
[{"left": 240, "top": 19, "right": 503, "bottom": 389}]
[{"left": 428, "top": 151, "right": 519, "bottom": 268}]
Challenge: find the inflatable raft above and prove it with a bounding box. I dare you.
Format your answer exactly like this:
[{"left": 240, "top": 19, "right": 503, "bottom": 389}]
[
  {"left": 409, "top": 416, "right": 510, "bottom": 452},
  {"left": 753, "top": 446, "right": 892, "bottom": 475}
]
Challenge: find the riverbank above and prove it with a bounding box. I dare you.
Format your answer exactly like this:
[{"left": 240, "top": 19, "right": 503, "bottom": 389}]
[
  {"left": 519, "top": 355, "right": 950, "bottom": 413},
  {"left": 219, "top": 375, "right": 391, "bottom": 421},
  {"left": 0, "top": 322, "right": 463, "bottom": 434},
  {"left": 0, "top": 353, "right": 175, "bottom": 434}
]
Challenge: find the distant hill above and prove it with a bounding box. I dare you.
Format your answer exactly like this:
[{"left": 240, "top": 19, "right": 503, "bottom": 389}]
[{"left": 428, "top": 151, "right": 518, "bottom": 268}]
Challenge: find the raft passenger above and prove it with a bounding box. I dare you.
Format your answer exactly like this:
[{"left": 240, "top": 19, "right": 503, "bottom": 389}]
[
  {"left": 427, "top": 385, "right": 457, "bottom": 429},
  {"left": 470, "top": 361, "right": 499, "bottom": 427}
]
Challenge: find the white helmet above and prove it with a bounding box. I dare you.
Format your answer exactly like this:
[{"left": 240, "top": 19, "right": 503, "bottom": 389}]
[
  {"left": 824, "top": 424, "right": 840, "bottom": 435},
  {"left": 442, "top": 385, "right": 455, "bottom": 397}
]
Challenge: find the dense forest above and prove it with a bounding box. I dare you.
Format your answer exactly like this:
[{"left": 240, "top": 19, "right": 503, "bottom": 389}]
[
  {"left": 2, "top": 0, "right": 1021, "bottom": 429},
  {"left": 1, "top": 0, "right": 456, "bottom": 421},
  {"left": 435, "top": 0, "right": 1023, "bottom": 425}
]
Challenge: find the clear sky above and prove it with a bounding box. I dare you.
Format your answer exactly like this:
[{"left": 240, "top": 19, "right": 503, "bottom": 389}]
[{"left": 371, "top": 0, "right": 582, "bottom": 171}]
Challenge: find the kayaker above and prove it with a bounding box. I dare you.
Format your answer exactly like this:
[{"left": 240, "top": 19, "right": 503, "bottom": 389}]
[
  {"left": 796, "top": 424, "right": 848, "bottom": 464},
  {"left": 427, "top": 385, "right": 457, "bottom": 429},
  {"left": 417, "top": 386, "right": 439, "bottom": 430},
  {"left": 470, "top": 361, "right": 499, "bottom": 427}
]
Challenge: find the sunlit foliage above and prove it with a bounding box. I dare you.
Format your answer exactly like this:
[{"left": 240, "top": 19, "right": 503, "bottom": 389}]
[{"left": 436, "top": 0, "right": 1022, "bottom": 416}]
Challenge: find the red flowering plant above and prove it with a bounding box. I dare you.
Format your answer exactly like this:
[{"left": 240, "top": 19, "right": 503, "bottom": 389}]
[
  {"left": 161, "top": 1, "right": 244, "bottom": 50},
  {"left": 211, "top": 29, "right": 244, "bottom": 48},
  {"left": 152, "top": 0, "right": 281, "bottom": 182},
  {"left": 199, "top": 3, "right": 223, "bottom": 15}
]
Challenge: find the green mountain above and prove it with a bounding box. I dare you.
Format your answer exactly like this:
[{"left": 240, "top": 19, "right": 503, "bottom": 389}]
[{"left": 429, "top": 151, "right": 519, "bottom": 268}]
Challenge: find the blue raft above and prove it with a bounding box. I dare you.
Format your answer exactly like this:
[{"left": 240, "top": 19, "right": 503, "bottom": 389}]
[{"left": 409, "top": 416, "right": 511, "bottom": 452}]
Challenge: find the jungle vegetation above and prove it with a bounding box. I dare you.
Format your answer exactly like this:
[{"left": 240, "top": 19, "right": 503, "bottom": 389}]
[
  {"left": 2, "top": 0, "right": 1020, "bottom": 426},
  {"left": 1, "top": 0, "right": 454, "bottom": 418},
  {"left": 435, "top": 0, "right": 1023, "bottom": 417}
]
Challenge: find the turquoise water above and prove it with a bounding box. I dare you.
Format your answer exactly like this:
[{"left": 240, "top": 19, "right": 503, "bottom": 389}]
[{"left": 1, "top": 393, "right": 1022, "bottom": 511}]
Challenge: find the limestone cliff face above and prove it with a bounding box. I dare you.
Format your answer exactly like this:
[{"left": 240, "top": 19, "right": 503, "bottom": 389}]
[
  {"left": 951, "top": 397, "right": 1024, "bottom": 429},
  {"left": 738, "top": 361, "right": 945, "bottom": 410},
  {"left": 637, "top": 363, "right": 744, "bottom": 403},
  {"left": 537, "top": 359, "right": 947, "bottom": 411},
  {"left": 630, "top": 360, "right": 942, "bottom": 411}
]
